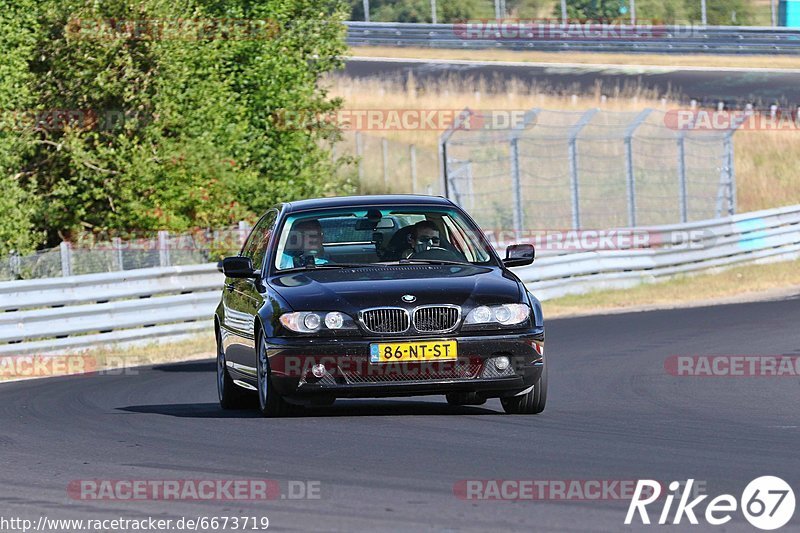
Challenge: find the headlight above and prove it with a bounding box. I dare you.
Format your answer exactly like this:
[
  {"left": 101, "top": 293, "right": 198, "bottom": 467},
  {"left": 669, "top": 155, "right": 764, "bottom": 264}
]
[
  {"left": 464, "top": 304, "right": 530, "bottom": 326},
  {"left": 324, "top": 311, "right": 344, "bottom": 329},
  {"left": 303, "top": 313, "right": 321, "bottom": 330},
  {"left": 280, "top": 311, "right": 354, "bottom": 333}
]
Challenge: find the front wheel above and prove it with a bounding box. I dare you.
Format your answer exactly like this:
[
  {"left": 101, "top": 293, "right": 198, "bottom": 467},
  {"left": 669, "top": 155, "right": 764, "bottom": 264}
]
[
  {"left": 501, "top": 363, "right": 547, "bottom": 415},
  {"left": 256, "top": 330, "right": 293, "bottom": 417}
]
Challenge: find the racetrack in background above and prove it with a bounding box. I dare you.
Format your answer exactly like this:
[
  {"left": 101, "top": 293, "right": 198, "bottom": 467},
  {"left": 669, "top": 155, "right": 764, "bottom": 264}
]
[{"left": 343, "top": 57, "right": 800, "bottom": 109}]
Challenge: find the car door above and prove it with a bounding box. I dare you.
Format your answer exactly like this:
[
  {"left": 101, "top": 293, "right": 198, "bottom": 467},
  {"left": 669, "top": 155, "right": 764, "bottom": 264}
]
[{"left": 222, "top": 209, "right": 278, "bottom": 373}]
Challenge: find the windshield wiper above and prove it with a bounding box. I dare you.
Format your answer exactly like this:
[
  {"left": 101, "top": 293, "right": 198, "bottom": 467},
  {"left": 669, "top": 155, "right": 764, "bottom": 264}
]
[
  {"left": 278, "top": 263, "right": 376, "bottom": 273},
  {"left": 396, "top": 258, "right": 474, "bottom": 266}
]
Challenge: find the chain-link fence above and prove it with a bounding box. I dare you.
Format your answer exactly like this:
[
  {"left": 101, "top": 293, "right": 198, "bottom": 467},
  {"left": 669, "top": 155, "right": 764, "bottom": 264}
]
[
  {"left": 442, "top": 108, "right": 738, "bottom": 231},
  {"left": 334, "top": 131, "right": 440, "bottom": 195},
  {"left": 1, "top": 225, "right": 250, "bottom": 281},
  {"left": 3, "top": 108, "right": 741, "bottom": 280}
]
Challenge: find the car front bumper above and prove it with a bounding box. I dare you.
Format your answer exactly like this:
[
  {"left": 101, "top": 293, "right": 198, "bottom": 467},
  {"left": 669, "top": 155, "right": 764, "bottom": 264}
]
[{"left": 264, "top": 329, "right": 544, "bottom": 400}]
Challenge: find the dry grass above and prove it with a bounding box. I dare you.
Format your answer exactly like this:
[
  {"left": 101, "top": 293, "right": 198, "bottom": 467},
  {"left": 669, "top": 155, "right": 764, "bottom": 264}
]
[
  {"left": 734, "top": 129, "right": 800, "bottom": 212},
  {"left": 327, "top": 75, "right": 800, "bottom": 210},
  {"left": 350, "top": 46, "right": 800, "bottom": 70},
  {"left": 543, "top": 257, "right": 800, "bottom": 318}
]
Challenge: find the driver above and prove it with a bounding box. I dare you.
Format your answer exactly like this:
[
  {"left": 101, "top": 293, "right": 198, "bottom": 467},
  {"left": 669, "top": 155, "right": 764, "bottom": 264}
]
[
  {"left": 280, "top": 219, "right": 330, "bottom": 268},
  {"left": 401, "top": 220, "right": 441, "bottom": 259}
]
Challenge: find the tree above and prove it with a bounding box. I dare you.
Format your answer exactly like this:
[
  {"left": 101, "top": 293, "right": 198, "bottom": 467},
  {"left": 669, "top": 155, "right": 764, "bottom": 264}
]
[
  {"left": 2, "top": 0, "right": 350, "bottom": 249},
  {"left": 0, "top": 0, "right": 41, "bottom": 254}
]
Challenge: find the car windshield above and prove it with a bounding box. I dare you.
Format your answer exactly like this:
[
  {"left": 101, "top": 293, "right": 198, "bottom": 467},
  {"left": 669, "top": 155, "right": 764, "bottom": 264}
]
[{"left": 273, "top": 205, "right": 496, "bottom": 271}]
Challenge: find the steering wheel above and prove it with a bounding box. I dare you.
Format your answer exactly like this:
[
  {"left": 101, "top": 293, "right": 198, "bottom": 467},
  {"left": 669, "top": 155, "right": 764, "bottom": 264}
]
[{"left": 408, "top": 247, "right": 463, "bottom": 261}]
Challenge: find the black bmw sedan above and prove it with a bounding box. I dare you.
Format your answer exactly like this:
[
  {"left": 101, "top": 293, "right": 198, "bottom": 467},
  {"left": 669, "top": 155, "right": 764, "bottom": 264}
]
[{"left": 215, "top": 195, "right": 546, "bottom": 416}]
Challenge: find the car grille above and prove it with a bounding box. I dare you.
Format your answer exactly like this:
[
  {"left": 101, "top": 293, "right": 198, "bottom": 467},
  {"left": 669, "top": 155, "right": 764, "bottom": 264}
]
[
  {"left": 360, "top": 308, "right": 409, "bottom": 334},
  {"left": 413, "top": 306, "right": 460, "bottom": 332}
]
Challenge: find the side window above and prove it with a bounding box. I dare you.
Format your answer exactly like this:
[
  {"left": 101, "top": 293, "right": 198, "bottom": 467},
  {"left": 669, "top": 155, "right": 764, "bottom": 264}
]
[{"left": 241, "top": 209, "right": 278, "bottom": 271}]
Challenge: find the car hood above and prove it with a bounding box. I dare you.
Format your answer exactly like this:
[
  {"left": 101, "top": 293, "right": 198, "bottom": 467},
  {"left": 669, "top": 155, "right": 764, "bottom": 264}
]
[{"left": 268, "top": 264, "right": 524, "bottom": 313}]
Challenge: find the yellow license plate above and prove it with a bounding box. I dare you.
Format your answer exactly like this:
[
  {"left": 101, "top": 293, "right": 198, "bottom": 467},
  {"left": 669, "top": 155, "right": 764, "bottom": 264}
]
[{"left": 370, "top": 340, "right": 457, "bottom": 363}]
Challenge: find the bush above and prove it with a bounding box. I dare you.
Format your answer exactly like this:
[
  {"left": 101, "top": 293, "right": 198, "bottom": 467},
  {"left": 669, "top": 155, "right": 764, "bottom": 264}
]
[{"left": 1, "top": 0, "right": 350, "bottom": 250}]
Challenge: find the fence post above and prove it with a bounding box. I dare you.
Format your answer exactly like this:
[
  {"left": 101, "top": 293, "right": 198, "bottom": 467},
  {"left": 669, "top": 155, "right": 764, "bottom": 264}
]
[
  {"left": 113, "top": 237, "right": 124, "bottom": 271},
  {"left": 722, "top": 111, "right": 749, "bottom": 216},
  {"left": 567, "top": 109, "right": 598, "bottom": 230},
  {"left": 238, "top": 220, "right": 250, "bottom": 249},
  {"left": 439, "top": 108, "right": 472, "bottom": 199},
  {"left": 430, "top": 0, "right": 437, "bottom": 23},
  {"left": 677, "top": 133, "right": 688, "bottom": 223},
  {"left": 623, "top": 109, "right": 653, "bottom": 227},
  {"left": 158, "top": 230, "right": 170, "bottom": 267},
  {"left": 362, "top": 0, "right": 370, "bottom": 21},
  {"left": 9, "top": 251, "right": 21, "bottom": 279},
  {"left": 508, "top": 109, "right": 540, "bottom": 237},
  {"left": 381, "top": 137, "right": 389, "bottom": 191},
  {"left": 355, "top": 131, "right": 364, "bottom": 187},
  {"left": 60, "top": 241, "right": 72, "bottom": 277},
  {"left": 727, "top": 135, "right": 736, "bottom": 215},
  {"left": 410, "top": 144, "right": 418, "bottom": 193}
]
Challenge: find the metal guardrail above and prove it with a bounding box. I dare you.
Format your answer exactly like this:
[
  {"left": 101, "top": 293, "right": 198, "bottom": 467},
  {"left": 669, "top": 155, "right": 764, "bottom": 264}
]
[
  {"left": 0, "top": 264, "right": 223, "bottom": 355},
  {"left": 346, "top": 22, "right": 800, "bottom": 54},
  {"left": 517, "top": 204, "right": 800, "bottom": 299},
  {"left": 0, "top": 205, "right": 798, "bottom": 355}
]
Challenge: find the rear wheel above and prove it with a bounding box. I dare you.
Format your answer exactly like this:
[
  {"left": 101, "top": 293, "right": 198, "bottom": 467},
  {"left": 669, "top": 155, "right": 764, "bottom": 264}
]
[
  {"left": 501, "top": 363, "right": 547, "bottom": 415},
  {"left": 217, "top": 331, "right": 250, "bottom": 409},
  {"left": 256, "top": 330, "right": 293, "bottom": 417}
]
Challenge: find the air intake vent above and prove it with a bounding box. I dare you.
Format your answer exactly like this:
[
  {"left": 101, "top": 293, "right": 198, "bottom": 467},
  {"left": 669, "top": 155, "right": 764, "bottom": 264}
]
[
  {"left": 413, "top": 305, "right": 460, "bottom": 332},
  {"left": 361, "top": 308, "right": 410, "bottom": 334}
]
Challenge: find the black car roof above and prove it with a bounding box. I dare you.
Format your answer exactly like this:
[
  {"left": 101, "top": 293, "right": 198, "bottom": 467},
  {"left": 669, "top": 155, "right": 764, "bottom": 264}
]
[{"left": 282, "top": 194, "right": 454, "bottom": 213}]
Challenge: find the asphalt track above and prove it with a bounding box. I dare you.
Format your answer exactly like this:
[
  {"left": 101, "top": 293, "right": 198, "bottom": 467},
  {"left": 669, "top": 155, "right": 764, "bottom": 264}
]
[
  {"left": 343, "top": 57, "right": 800, "bottom": 108},
  {"left": 1, "top": 296, "right": 799, "bottom": 532}
]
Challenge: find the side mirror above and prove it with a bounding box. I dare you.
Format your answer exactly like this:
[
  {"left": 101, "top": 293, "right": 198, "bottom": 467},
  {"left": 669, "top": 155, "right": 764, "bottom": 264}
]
[
  {"left": 503, "top": 244, "right": 535, "bottom": 267},
  {"left": 222, "top": 256, "right": 258, "bottom": 278}
]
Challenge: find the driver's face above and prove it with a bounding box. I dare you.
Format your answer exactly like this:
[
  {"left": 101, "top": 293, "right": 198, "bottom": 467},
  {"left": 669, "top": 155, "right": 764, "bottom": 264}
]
[
  {"left": 411, "top": 227, "right": 440, "bottom": 253},
  {"left": 416, "top": 227, "right": 440, "bottom": 245}
]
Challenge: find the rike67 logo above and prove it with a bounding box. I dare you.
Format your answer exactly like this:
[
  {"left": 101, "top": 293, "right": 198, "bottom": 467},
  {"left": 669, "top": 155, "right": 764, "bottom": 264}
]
[{"left": 626, "top": 477, "right": 795, "bottom": 530}]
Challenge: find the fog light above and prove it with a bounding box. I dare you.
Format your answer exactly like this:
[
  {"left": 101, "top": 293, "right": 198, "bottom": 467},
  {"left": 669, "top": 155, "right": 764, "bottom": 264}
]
[
  {"left": 312, "top": 363, "right": 326, "bottom": 378},
  {"left": 303, "top": 313, "right": 321, "bottom": 330},
  {"left": 494, "top": 356, "right": 510, "bottom": 371}
]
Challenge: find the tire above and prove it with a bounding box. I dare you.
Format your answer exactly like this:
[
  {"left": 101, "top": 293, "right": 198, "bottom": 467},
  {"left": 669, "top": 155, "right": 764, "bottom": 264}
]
[
  {"left": 501, "top": 362, "right": 547, "bottom": 415},
  {"left": 446, "top": 392, "right": 487, "bottom": 406},
  {"left": 217, "top": 330, "right": 251, "bottom": 410},
  {"left": 256, "top": 330, "right": 293, "bottom": 417}
]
